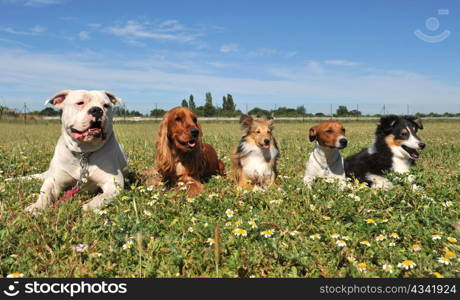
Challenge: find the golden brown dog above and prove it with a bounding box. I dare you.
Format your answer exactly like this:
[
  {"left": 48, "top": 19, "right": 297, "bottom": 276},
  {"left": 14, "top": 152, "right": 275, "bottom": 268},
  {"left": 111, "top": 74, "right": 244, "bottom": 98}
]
[
  {"left": 232, "top": 115, "right": 279, "bottom": 189},
  {"left": 146, "top": 107, "right": 225, "bottom": 195}
]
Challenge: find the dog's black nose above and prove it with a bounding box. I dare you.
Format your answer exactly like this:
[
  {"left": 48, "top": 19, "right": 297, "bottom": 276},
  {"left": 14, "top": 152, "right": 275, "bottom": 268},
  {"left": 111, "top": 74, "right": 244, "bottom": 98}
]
[
  {"left": 339, "top": 138, "right": 348, "bottom": 147},
  {"left": 418, "top": 142, "right": 426, "bottom": 149},
  {"left": 88, "top": 107, "right": 103, "bottom": 119},
  {"left": 264, "top": 138, "right": 270, "bottom": 145},
  {"left": 190, "top": 128, "right": 199, "bottom": 138}
]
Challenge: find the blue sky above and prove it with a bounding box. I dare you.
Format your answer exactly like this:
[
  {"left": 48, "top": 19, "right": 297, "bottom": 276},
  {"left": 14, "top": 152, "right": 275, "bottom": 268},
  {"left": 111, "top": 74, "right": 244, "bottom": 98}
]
[{"left": 0, "top": 0, "right": 459, "bottom": 114}]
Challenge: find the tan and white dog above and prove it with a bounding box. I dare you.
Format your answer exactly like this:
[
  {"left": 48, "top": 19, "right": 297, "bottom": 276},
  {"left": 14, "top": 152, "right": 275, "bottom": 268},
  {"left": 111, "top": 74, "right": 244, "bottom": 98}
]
[
  {"left": 303, "top": 121, "right": 348, "bottom": 186},
  {"left": 232, "top": 115, "right": 279, "bottom": 190},
  {"left": 24, "top": 90, "right": 128, "bottom": 212}
]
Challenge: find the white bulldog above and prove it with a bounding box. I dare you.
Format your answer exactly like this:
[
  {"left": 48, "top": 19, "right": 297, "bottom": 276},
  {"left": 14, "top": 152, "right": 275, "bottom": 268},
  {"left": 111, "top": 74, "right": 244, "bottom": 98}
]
[{"left": 25, "top": 90, "right": 128, "bottom": 213}]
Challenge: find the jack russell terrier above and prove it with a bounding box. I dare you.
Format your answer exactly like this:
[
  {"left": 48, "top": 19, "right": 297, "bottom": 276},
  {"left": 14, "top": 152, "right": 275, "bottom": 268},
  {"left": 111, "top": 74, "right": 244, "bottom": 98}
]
[{"left": 303, "top": 120, "right": 348, "bottom": 186}]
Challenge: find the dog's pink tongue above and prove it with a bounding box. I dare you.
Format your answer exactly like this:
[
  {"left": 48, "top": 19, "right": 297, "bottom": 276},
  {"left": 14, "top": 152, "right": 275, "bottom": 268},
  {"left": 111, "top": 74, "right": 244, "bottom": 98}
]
[
  {"left": 188, "top": 142, "right": 196, "bottom": 147},
  {"left": 71, "top": 132, "right": 84, "bottom": 140}
]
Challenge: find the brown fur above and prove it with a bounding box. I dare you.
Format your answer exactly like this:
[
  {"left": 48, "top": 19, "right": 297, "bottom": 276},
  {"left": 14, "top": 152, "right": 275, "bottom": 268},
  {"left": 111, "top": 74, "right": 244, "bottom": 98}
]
[
  {"left": 309, "top": 121, "right": 346, "bottom": 147},
  {"left": 145, "top": 107, "right": 225, "bottom": 196},
  {"left": 232, "top": 115, "right": 279, "bottom": 189},
  {"left": 385, "top": 134, "right": 404, "bottom": 147}
]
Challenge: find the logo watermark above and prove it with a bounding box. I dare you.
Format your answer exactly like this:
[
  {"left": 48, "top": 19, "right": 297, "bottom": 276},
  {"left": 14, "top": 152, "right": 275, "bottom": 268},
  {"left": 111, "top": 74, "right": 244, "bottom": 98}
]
[
  {"left": 3, "top": 281, "right": 20, "bottom": 297},
  {"left": 2, "top": 281, "right": 127, "bottom": 298},
  {"left": 414, "top": 9, "right": 451, "bottom": 43}
]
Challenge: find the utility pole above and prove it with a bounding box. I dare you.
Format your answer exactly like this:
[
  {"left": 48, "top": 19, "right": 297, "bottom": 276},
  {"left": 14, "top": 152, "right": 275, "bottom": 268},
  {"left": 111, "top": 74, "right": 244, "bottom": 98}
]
[
  {"left": 330, "top": 104, "right": 333, "bottom": 119},
  {"left": 246, "top": 103, "right": 248, "bottom": 114},
  {"left": 23, "top": 102, "right": 27, "bottom": 125},
  {"left": 407, "top": 104, "right": 409, "bottom": 115}
]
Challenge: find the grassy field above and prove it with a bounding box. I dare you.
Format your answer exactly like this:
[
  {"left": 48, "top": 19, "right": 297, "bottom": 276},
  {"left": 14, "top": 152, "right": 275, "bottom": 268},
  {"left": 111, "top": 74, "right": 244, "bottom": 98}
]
[{"left": 0, "top": 120, "right": 459, "bottom": 278}]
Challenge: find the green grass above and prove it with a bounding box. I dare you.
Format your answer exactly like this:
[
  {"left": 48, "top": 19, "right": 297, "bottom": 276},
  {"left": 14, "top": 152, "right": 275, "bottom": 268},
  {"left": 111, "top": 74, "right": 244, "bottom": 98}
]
[{"left": 0, "top": 120, "right": 459, "bottom": 278}]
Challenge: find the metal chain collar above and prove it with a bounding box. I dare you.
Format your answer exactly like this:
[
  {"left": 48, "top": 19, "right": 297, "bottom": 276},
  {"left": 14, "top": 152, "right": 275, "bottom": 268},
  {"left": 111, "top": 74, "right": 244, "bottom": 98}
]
[{"left": 75, "top": 152, "right": 91, "bottom": 187}]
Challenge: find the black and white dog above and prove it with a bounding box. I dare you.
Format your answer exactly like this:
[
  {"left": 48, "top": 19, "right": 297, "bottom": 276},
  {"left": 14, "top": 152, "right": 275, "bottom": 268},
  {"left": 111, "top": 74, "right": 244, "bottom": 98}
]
[{"left": 344, "top": 115, "right": 425, "bottom": 189}]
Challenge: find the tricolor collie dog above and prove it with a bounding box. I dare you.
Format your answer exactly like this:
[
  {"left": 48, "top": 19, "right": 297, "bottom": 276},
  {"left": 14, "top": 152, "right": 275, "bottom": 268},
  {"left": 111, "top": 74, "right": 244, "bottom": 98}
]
[
  {"left": 232, "top": 115, "right": 280, "bottom": 189},
  {"left": 344, "top": 115, "right": 425, "bottom": 189},
  {"left": 303, "top": 120, "right": 348, "bottom": 186}
]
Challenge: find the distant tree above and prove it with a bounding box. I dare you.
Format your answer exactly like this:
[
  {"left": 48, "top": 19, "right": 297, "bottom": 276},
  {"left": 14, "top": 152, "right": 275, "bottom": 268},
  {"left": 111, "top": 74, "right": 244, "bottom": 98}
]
[
  {"left": 181, "top": 99, "right": 189, "bottom": 108},
  {"left": 222, "top": 95, "right": 227, "bottom": 111},
  {"left": 38, "top": 107, "right": 60, "bottom": 116},
  {"left": 336, "top": 105, "right": 349, "bottom": 116},
  {"left": 315, "top": 112, "right": 326, "bottom": 117},
  {"left": 113, "top": 107, "right": 143, "bottom": 117},
  {"left": 203, "top": 92, "right": 216, "bottom": 117},
  {"left": 223, "top": 94, "right": 236, "bottom": 111},
  {"left": 296, "top": 105, "right": 306, "bottom": 115},
  {"left": 188, "top": 94, "right": 196, "bottom": 111},
  {"left": 349, "top": 109, "right": 362, "bottom": 116},
  {"left": 248, "top": 107, "right": 270, "bottom": 117},
  {"left": 150, "top": 108, "right": 166, "bottom": 117}
]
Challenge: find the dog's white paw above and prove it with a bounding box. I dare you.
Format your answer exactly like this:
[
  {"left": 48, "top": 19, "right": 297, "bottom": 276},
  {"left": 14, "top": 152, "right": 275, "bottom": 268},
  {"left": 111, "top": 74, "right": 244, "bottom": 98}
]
[
  {"left": 252, "top": 185, "right": 265, "bottom": 192},
  {"left": 373, "top": 180, "right": 394, "bottom": 190},
  {"left": 25, "top": 202, "right": 45, "bottom": 213}
]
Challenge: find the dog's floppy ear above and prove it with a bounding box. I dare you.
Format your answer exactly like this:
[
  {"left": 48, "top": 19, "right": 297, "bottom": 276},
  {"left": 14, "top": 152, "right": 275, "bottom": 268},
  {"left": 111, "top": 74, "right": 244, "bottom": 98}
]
[
  {"left": 309, "top": 126, "right": 317, "bottom": 142},
  {"left": 378, "top": 115, "right": 399, "bottom": 133},
  {"left": 155, "top": 111, "right": 174, "bottom": 174},
  {"left": 103, "top": 91, "right": 122, "bottom": 105},
  {"left": 239, "top": 114, "right": 253, "bottom": 133},
  {"left": 45, "top": 90, "right": 70, "bottom": 109},
  {"left": 405, "top": 116, "right": 424, "bottom": 130}
]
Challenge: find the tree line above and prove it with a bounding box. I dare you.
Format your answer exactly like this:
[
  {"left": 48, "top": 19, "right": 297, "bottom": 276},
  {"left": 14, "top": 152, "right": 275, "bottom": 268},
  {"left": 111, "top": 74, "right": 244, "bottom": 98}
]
[{"left": 2, "top": 96, "right": 460, "bottom": 119}]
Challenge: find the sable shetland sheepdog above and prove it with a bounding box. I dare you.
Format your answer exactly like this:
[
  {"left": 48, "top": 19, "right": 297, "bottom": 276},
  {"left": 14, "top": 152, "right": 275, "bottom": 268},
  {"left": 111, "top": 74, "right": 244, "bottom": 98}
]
[
  {"left": 232, "top": 115, "right": 280, "bottom": 189},
  {"left": 344, "top": 115, "right": 425, "bottom": 189}
]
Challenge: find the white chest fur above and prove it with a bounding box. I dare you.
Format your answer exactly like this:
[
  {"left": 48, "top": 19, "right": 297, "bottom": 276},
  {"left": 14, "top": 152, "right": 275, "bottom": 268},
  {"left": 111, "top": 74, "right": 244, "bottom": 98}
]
[
  {"left": 240, "top": 143, "right": 277, "bottom": 179},
  {"left": 390, "top": 146, "right": 412, "bottom": 173}
]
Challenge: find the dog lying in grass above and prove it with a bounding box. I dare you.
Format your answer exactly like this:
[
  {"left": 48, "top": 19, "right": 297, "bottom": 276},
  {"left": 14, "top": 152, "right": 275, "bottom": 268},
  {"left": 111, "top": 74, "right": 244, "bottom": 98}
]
[
  {"left": 344, "top": 115, "right": 425, "bottom": 189},
  {"left": 303, "top": 120, "right": 348, "bottom": 186},
  {"left": 232, "top": 115, "right": 279, "bottom": 190},
  {"left": 145, "top": 107, "right": 225, "bottom": 196}
]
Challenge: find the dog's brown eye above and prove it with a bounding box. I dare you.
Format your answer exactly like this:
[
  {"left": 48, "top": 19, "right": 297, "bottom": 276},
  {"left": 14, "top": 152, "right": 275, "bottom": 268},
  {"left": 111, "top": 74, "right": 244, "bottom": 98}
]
[
  {"left": 103, "top": 104, "right": 110, "bottom": 109},
  {"left": 76, "top": 101, "right": 84, "bottom": 106},
  {"left": 256, "top": 130, "right": 261, "bottom": 134},
  {"left": 193, "top": 118, "right": 197, "bottom": 123},
  {"left": 401, "top": 131, "right": 408, "bottom": 137},
  {"left": 342, "top": 129, "right": 346, "bottom": 133},
  {"left": 175, "top": 116, "right": 181, "bottom": 122}
]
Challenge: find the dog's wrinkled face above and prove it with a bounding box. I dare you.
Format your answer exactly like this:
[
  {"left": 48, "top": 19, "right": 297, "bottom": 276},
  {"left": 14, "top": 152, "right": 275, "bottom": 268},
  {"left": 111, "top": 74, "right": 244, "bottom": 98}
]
[
  {"left": 166, "top": 107, "right": 201, "bottom": 152},
  {"left": 240, "top": 115, "right": 274, "bottom": 150},
  {"left": 46, "top": 90, "right": 120, "bottom": 144},
  {"left": 309, "top": 121, "right": 347, "bottom": 149},
  {"left": 380, "top": 115, "right": 425, "bottom": 160}
]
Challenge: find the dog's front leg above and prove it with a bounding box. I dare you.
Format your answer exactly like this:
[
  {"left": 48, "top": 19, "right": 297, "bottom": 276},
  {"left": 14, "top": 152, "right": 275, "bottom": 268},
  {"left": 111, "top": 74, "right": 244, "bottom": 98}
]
[
  {"left": 25, "top": 173, "right": 73, "bottom": 213},
  {"left": 82, "top": 179, "right": 121, "bottom": 211},
  {"left": 303, "top": 175, "right": 315, "bottom": 187},
  {"left": 180, "top": 176, "right": 204, "bottom": 196},
  {"left": 367, "top": 174, "right": 394, "bottom": 190}
]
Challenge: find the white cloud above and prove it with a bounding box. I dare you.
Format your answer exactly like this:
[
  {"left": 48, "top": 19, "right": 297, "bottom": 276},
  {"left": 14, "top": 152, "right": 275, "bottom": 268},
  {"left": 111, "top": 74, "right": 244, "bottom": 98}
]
[
  {"left": 248, "top": 48, "right": 297, "bottom": 58},
  {"left": 0, "top": 25, "right": 46, "bottom": 35},
  {"left": 104, "top": 20, "right": 198, "bottom": 43},
  {"left": 0, "top": 48, "right": 458, "bottom": 114},
  {"left": 1, "top": 0, "right": 65, "bottom": 7},
  {"left": 220, "top": 43, "right": 239, "bottom": 53},
  {"left": 87, "top": 23, "right": 101, "bottom": 28},
  {"left": 78, "top": 31, "right": 90, "bottom": 40},
  {"left": 325, "top": 59, "right": 360, "bottom": 66}
]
